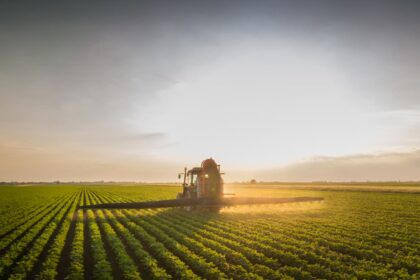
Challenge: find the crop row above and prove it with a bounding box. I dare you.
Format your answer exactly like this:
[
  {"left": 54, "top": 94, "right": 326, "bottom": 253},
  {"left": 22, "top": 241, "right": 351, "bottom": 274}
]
[
  {"left": 92, "top": 191, "right": 322, "bottom": 279},
  {"left": 92, "top": 189, "right": 419, "bottom": 279},
  {"left": 93, "top": 192, "right": 274, "bottom": 279},
  {"left": 91, "top": 191, "right": 194, "bottom": 279},
  {"left": 89, "top": 191, "right": 200, "bottom": 279},
  {"left": 168, "top": 208, "right": 414, "bottom": 279},
  {"left": 0, "top": 195, "right": 69, "bottom": 253},
  {"left": 66, "top": 206, "right": 85, "bottom": 280},
  {"left": 0, "top": 201, "right": 55, "bottom": 237},
  {"left": 32, "top": 191, "right": 83, "bottom": 279},
  {"left": 0, "top": 192, "right": 79, "bottom": 278},
  {"left": 103, "top": 209, "right": 171, "bottom": 280},
  {"left": 185, "top": 207, "right": 418, "bottom": 279},
  {"left": 1, "top": 191, "right": 81, "bottom": 279},
  {"left": 3, "top": 188, "right": 410, "bottom": 280},
  {"left": 95, "top": 192, "right": 312, "bottom": 279}
]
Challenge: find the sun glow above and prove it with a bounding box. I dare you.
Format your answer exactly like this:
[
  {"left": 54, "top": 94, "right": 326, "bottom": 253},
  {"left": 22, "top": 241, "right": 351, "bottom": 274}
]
[
  {"left": 140, "top": 39, "right": 394, "bottom": 169},
  {"left": 220, "top": 201, "right": 324, "bottom": 214}
]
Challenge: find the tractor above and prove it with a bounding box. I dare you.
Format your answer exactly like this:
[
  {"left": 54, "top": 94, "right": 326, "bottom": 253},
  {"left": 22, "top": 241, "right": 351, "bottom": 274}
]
[
  {"left": 177, "top": 158, "right": 224, "bottom": 200},
  {"left": 83, "top": 158, "right": 323, "bottom": 210}
]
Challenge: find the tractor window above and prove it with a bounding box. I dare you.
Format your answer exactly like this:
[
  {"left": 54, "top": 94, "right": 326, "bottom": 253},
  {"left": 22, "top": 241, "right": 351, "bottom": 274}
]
[{"left": 191, "top": 174, "right": 198, "bottom": 185}]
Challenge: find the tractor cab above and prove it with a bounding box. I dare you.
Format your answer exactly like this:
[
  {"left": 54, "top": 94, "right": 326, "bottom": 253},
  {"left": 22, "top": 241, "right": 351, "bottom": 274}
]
[{"left": 178, "top": 158, "right": 224, "bottom": 200}]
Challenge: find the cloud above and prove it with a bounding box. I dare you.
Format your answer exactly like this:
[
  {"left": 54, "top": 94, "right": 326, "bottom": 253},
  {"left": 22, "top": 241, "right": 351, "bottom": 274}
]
[
  {"left": 1, "top": 1, "right": 419, "bottom": 181},
  {"left": 1, "top": 142, "right": 419, "bottom": 182},
  {"left": 0, "top": 144, "right": 182, "bottom": 182},
  {"left": 249, "top": 150, "right": 420, "bottom": 182}
]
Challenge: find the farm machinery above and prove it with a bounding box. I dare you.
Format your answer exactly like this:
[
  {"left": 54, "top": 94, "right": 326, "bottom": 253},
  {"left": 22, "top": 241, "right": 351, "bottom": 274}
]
[{"left": 84, "top": 158, "right": 323, "bottom": 210}]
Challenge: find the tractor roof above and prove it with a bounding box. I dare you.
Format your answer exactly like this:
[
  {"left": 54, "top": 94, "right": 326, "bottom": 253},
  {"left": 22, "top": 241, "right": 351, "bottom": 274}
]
[{"left": 188, "top": 167, "right": 203, "bottom": 174}]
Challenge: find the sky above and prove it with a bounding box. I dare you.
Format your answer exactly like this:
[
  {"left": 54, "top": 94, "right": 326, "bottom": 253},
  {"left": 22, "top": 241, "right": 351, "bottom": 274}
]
[{"left": 0, "top": 0, "right": 419, "bottom": 182}]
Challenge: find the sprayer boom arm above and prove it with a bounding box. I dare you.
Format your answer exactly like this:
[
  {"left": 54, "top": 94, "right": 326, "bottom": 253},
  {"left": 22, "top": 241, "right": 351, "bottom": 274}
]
[{"left": 82, "top": 196, "right": 323, "bottom": 209}]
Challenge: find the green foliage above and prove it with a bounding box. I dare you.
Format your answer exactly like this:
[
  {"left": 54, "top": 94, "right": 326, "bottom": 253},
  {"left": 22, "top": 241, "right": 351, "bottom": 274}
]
[{"left": 0, "top": 183, "right": 418, "bottom": 279}]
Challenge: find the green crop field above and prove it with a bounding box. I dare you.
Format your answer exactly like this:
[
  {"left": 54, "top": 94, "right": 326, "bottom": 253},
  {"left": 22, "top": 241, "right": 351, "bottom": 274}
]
[{"left": 0, "top": 184, "right": 418, "bottom": 280}]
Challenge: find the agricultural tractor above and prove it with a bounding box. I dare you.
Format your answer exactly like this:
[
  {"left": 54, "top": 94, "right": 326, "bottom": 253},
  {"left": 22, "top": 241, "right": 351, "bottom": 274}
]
[
  {"left": 84, "top": 158, "right": 323, "bottom": 210},
  {"left": 177, "top": 158, "right": 224, "bottom": 200}
]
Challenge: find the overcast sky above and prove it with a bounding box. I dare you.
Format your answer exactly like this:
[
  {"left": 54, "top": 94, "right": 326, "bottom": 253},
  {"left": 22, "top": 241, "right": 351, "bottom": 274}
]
[{"left": 1, "top": 0, "right": 419, "bottom": 181}]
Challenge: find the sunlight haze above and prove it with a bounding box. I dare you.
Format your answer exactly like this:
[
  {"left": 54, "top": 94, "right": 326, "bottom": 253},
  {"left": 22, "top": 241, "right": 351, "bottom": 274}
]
[{"left": 0, "top": 0, "right": 419, "bottom": 181}]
